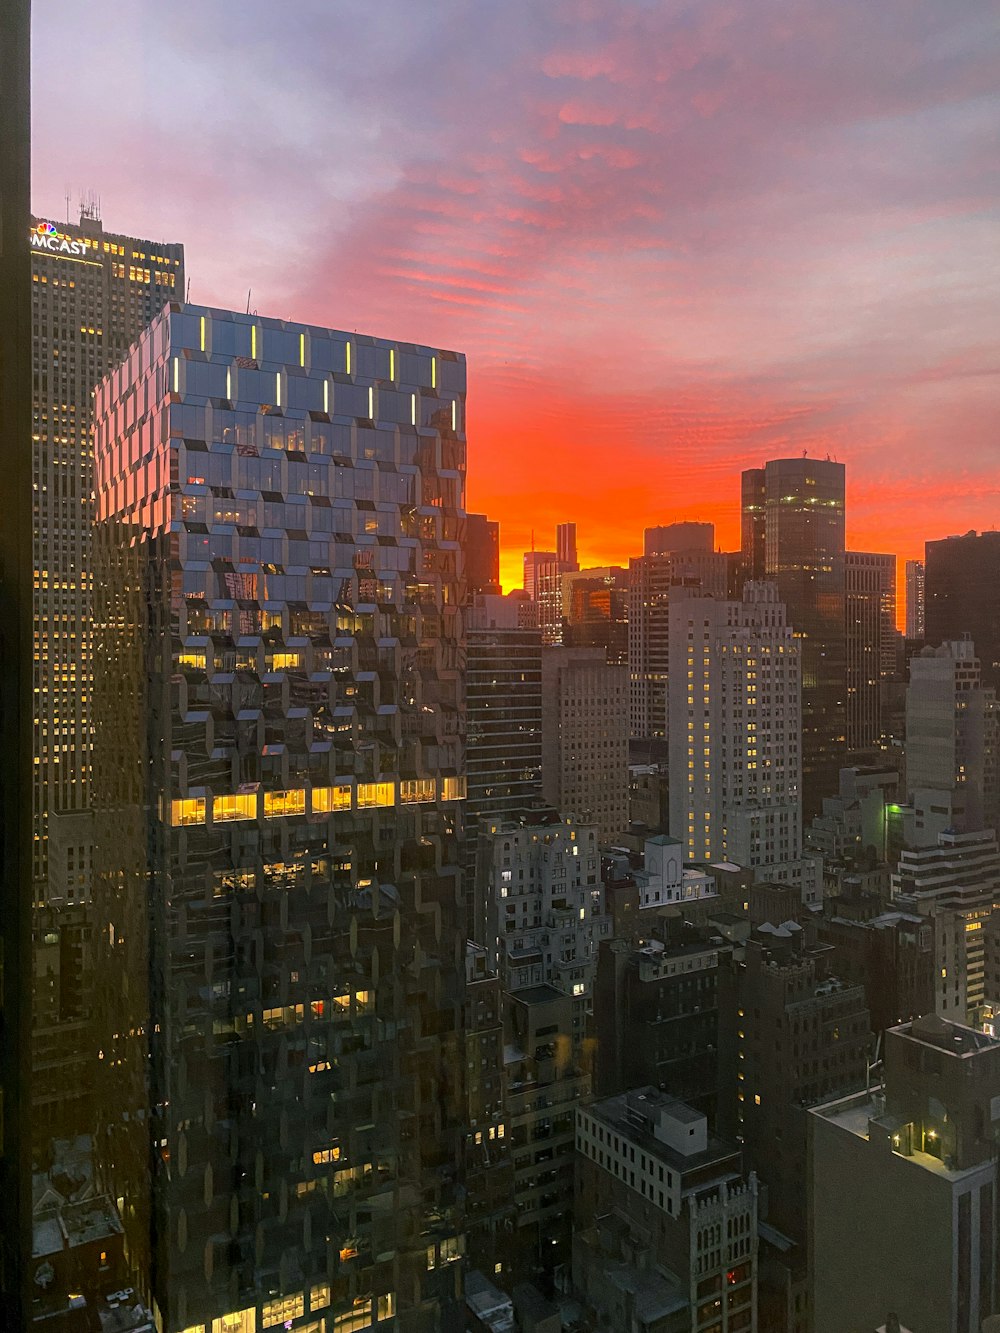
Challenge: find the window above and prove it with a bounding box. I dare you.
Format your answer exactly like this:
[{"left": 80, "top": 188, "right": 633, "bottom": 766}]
[
  {"left": 311, "top": 784, "right": 351, "bottom": 814},
  {"left": 213, "top": 793, "right": 256, "bottom": 823},
  {"left": 171, "top": 797, "right": 205, "bottom": 826},
  {"left": 264, "top": 788, "right": 306, "bottom": 817},
  {"left": 358, "top": 781, "right": 395, "bottom": 808}
]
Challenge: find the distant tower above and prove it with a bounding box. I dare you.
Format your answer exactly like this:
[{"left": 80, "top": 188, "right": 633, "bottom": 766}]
[
  {"left": 741, "top": 457, "right": 846, "bottom": 818},
  {"left": 556, "top": 521, "right": 579, "bottom": 571},
  {"left": 905, "top": 559, "right": 925, "bottom": 640}
]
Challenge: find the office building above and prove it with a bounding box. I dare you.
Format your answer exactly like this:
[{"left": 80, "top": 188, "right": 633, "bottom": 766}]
[
  {"left": 594, "top": 917, "right": 730, "bottom": 1118},
  {"left": 905, "top": 559, "right": 925, "bottom": 641},
  {"left": 30, "top": 209, "right": 184, "bottom": 893},
  {"left": 562, "top": 565, "right": 628, "bottom": 664},
  {"left": 91, "top": 304, "right": 467, "bottom": 1332},
  {"left": 475, "top": 815, "right": 607, "bottom": 1278},
  {"left": 28, "top": 210, "right": 185, "bottom": 1151},
  {"left": 668, "top": 583, "right": 818, "bottom": 905},
  {"left": 810, "top": 1016, "right": 1000, "bottom": 1333},
  {"left": 905, "top": 640, "right": 1000, "bottom": 839},
  {"left": 814, "top": 903, "right": 934, "bottom": 1038},
  {"left": 629, "top": 524, "right": 727, "bottom": 746},
  {"left": 523, "top": 549, "right": 565, "bottom": 646},
  {"left": 574, "top": 1088, "right": 758, "bottom": 1332},
  {"left": 926, "top": 531, "right": 1000, "bottom": 691},
  {"left": 0, "top": 0, "right": 33, "bottom": 1318},
  {"left": 465, "top": 593, "right": 543, "bottom": 895},
  {"left": 466, "top": 512, "right": 500, "bottom": 595},
  {"left": 891, "top": 828, "right": 1000, "bottom": 1024},
  {"left": 541, "top": 645, "right": 629, "bottom": 842},
  {"left": 719, "top": 930, "right": 869, "bottom": 1252},
  {"left": 463, "top": 945, "right": 516, "bottom": 1279},
  {"left": 845, "top": 551, "right": 896, "bottom": 751},
  {"left": 741, "top": 458, "right": 846, "bottom": 819},
  {"left": 556, "top": 521, "right": 579, "bottom": 571}
]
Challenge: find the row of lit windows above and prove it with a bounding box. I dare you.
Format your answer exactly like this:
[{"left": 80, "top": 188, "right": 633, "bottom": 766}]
[{"left": 169, "top": 776, "right": 465, "bottom": 826}]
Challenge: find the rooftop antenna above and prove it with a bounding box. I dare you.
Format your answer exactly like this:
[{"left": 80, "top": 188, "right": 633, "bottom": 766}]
[
  {"left": 64, "top": 187, "right": 71, "bottom": 223},
  {"left": 246, "top": 289, "right": 252, "bottom": 315},
  {"left": 185, "top": 278, "right": 191, "bottom": 302}
]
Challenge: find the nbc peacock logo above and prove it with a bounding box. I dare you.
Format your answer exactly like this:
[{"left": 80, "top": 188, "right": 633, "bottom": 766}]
[{"left": 30, "top": 220, "right": 86, "bottom": 257}]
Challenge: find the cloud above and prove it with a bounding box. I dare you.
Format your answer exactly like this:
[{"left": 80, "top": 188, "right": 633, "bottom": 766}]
[{"left": 31, "top": 0, "right": 1000, "bottom": 594}]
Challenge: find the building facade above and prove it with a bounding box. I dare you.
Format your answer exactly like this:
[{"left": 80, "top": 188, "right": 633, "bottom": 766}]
[
  {"left": 668, "top": 583, "right": 816, "bottom": 904},
  {"left": 92, "top": 304, "right": 468, "bottom": 1332},
  {"left": 741, "top": 458, "right": 846, "bottom": 819},
  {"left": 575, "top": 1089, "right": 758, "bottom": 1332},
  {"left": 465, "top": 594, "right": 544, "bottom": 896},
  {"left": 905, "top": 640, "right": 1000, "bottom": 840},
  {"left": 810, "top": 1015, "right": 1000, "bottom": 1333},
  {"left": 628, "top": 526, "right": 727, "bottom": 746},
  {"left": 926, "top": 531, "right": 1000, "bottom": 692},
  {"left": 905, "top": 558, "right": 925, "bottom": 641},
  {"left": 541, "top": 645, "right": 629, "bottom": 843},
  {"left": 845, "top": 551, "right": 896, "bottom": 752},
  {"left": 465, "top": 513, "right": 500, "bottom": 595}
]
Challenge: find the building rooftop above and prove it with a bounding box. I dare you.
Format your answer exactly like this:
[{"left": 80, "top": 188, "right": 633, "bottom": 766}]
[
  {"left": 585, "top": 1087, "right": 741, "bottom": 1181},
  {"left": 901, "top": 1012, "right": 999, "bottom": 1058}
]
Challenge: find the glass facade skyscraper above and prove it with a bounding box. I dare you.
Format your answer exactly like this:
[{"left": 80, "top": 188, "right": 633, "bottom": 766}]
[
  {"left": 741, "top": 457, "right": 846, "bottom": 817},
  {"left": 92, "top": 304, "right": 467, "bottom": 1333}
]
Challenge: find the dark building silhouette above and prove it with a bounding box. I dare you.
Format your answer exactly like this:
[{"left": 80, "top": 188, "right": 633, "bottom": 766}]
[
  {"left": 741, "top": 458, "right": 847, "bottom": 819},
  {"left": 466, "top": 512, "right": 501, "bottom": 595},
  {"left": 925, "top": 530, "right": 1000, "bottom": 692}
]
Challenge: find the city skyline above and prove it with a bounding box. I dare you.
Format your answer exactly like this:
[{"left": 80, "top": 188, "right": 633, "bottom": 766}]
[{"left": 32, "top": 2, "right": 1000, "bottom": 592}]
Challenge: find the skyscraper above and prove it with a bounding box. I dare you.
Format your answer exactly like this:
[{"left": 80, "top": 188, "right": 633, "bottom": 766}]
[
  {"left": 741, "top": 457, "right": 846, "bottom": 818},
  {"left": 0, "top": 0, "right": 34, "bottom": 1318},
  {"left": 465, "top": 593, "right": 543, "bottom": 896},
  {"left": 30, "top": 210, "right": 184, "bottom": 893},
  {"left": 541, "top": 645, "right": 629, "bottom": 842},
  {"left": 905, "top": 640, "right": 999, "bottom": 839},
  {"left": 92, "top": 304, "right": 467, "bottom": 1332},
  {"left": 845, "top": 551, "right": 896, "bottom": 751},
  {"left": 668, "top": 583, "right": 817, "bottom": 903},
  {"left": 29, "top": 210, "right": 185, "bottom": 1148},
  {"left": 465, "top": 512, "right": 500, "bottom": 595},
  {"left": 905, "top": 558, "right": 925, "bottom": 641},
  {"left": 522, "top": 548, "right": 563, "bottom": 644},
  {"left": 925, "top": 531, "right": 1000, "bottom": 692},
  {"left": 556, "top": 520, "right": 579, "bottom": 571},
  {"left": 628, "top": 523, "right": 727, "bottom": 746}
]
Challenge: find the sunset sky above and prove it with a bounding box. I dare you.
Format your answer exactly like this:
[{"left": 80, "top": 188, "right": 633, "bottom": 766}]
[{"left": 33, "top": 1, "right": 1000, "bottom": 598}]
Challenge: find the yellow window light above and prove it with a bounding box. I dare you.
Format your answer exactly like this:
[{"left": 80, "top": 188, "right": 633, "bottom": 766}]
[
  {"left": 264, "top": 789, "right": 306, "bottom": 818},
  {"left": 213, "top": 793, "right": 257, "bottom": 823}
]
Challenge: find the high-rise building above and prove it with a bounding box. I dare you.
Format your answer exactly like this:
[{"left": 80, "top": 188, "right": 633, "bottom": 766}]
[
  {"left": 574, "top": 1089, "right": 758, "bottom": 1332},
  {"left": 891, "top": 828, "right": 1000, "bottom": 1025},
  {"left": 0, "top": 0, "right": 34, "bottom": 1318},
  {"left": 465, "top": 512, "right": 500, "bottom": 595},
  {"left": 905, "top": 558, "right": 925, "bottom": 641},
  {"left": 668, "top": 583, "right": 818, "bottom": 905},
  {"left": 594, "top": 917, "right": 730, "bottom": 1118},
  {"left": 810, "top": 1015, "right": 1000, "bottom": 1333},
  {"left": 523, "top": 549, "right": 563, "bottom": 645},
  {"left": 845, "top": 551, "right": 896, "bottom": 751},
  {"left": 465, "top": 594, "right": 543, "bottom": 896},
  {"left": 92, "top": 304, "right": 468, "bottom": 1332},
  {"left": 905, "top": 640, "right": 1000, "bottom": 839},
  {"left": 29, "top": 210, "right": 184, "bottom": 893},
  {"left": 28, "top": 212, "right": 185, "bottom": 1149},
  {"left": 628, "top": 524, "right": 727, "bottom": 745},
  {"left": 556, "top": 521, "right": 579, "bottom": 571},
  {"left": 562, "top": 565, "right": 628, "bottom": 664},
  {"left": 741, "top": 458, "right": 847, "bottom": 819},
  {"left": 719, "top": 929, "right": 869, "bottom": 1257},
  {"left": 926, "top": 531, "right": 1000, "bottom": 691},
  {"left": 541, "top": 646, "right": 629, "bottom": 842},
  {"left": 474, "top": 815, "right": 608, "bottom": 1278}
]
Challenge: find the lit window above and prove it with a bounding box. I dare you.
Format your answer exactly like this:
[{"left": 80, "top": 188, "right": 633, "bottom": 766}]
[
  {"left": 213, "top": 793, "right": 257, "bottom": 823},
  {"left": 171, "top": 797, "right": 205, "bottom": 827},
  {"left": 211, "top": 1311, "right": 256, "bottom": 1333},
  {"left": 357, "top": 782, "right": 395, "bottom": 808},
  {"left": 400, "top": 778, "right": 435, "bottom": 803},
  {"left": 441, "top": 776, "right": 466, "bottom": 801},
  {"left": 262, "top": 1294, "right": 304, "bottom": 1328},
  {"left": 264, "top": 789, "right": 306, "bottom": 818},
  {"left": 311, "top": 785, "right": 352, "bottom": 814}
]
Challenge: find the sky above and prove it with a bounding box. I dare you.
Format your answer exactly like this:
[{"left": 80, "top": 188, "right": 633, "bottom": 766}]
[{"left": 33, "top": 1, "right": 1000, "bottom": 599}]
